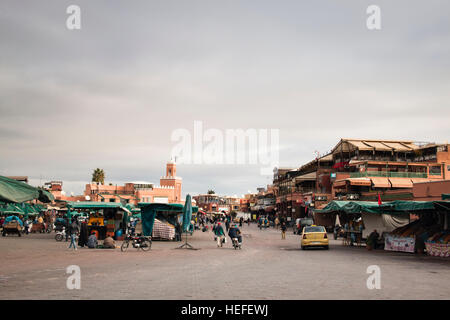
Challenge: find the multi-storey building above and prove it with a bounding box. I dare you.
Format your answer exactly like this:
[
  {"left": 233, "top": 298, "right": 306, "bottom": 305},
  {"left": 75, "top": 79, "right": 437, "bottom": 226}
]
[
  {"left": 193, "top": 194, "right": 232, "bottom": 213},
  {"left": 272, "top": 138, "right": 450, "bottom": 221},
  {"left": 329, "top": 139, "right": 450, "bottom": 201}
]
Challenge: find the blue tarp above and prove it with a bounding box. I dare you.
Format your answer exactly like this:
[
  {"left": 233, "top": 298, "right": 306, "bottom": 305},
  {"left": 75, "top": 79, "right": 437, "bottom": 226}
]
[{"left": 4, "top": 215, "right": 23, "bottom": 226}]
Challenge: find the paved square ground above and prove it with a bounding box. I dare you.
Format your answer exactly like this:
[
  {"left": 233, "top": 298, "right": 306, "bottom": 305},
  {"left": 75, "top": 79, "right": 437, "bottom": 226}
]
[{"left": 0, "top": 223, "right": 449, "bottom": 299}]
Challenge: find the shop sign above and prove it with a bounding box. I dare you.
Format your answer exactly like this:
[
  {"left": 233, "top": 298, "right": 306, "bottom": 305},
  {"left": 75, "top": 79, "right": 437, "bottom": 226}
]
[{"left": 384, "top": 235, "right": 415, "bottom": 253}]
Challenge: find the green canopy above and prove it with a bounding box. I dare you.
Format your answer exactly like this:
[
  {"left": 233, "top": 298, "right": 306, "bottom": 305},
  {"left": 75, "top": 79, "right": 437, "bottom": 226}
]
[
  {"left": 0, "top": 176, "right": 41, "bottom": 203},
  {"left": 316, "top": 200, "right": 450, "bottom": 215},
  {"left": 0, "top": 203, "right": 25, "bottom": 215},
  {"left": 385, "top": 200, "right": 450, "bottom": 212},
  {"left": 38, "top": 189, "right": 55, "bottom": 203},
  {"left": 22, "top": 203, "right": 39, "bottom": 216},
  {"left": 138, "top": 203, "right": 198, "bottom": 236},
  {"left": 315, "top": 201, "right": 352, "bottom": 213},
  {"left": 316, "top": 200, "right": 394, "bottom": 215},
  {"left": 66, "top": 201, "right": 126, "bottom": 209}
]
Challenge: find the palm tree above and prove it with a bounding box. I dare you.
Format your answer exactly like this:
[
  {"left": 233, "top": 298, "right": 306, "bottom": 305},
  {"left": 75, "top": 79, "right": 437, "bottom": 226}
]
[
  {"left": 207, "top": 189, "right": 215, "bottom": 194},
  {"left": 92, "top": 168, "right": 105, "bottom": 185}
]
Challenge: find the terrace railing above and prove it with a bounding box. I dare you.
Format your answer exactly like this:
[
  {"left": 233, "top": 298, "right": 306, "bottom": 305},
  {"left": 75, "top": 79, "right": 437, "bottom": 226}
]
[{"left": 350, "top": 172, "right": 428, "bottom": 178}]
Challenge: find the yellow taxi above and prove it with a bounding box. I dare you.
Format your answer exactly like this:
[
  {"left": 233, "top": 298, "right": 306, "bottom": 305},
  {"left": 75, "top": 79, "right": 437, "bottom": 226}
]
[{"left": 301, "top": 225, "right": 329, "bottom": 250}]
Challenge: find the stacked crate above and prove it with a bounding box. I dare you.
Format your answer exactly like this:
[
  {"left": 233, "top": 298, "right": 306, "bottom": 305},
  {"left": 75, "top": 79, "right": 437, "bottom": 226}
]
[{"left": 106, "top": 220, "right": 115, "bottom": 238}]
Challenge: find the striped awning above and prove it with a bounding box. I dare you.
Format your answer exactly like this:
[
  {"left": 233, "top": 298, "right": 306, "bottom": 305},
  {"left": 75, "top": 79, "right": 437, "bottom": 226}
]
[
  {"left": 348, "top": 178, "right": 372, "bottom": 186},
  {"left": 371, "top": 177, "right": 391, "bottom": 188},
  {"left": 388, "top": 178, "right": 413, "bottom": 188}
]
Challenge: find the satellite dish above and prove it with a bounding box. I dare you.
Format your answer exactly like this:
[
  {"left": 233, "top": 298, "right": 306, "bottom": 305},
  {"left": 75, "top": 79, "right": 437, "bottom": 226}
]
[
  {"left": 61, "top": 191, "right": 66, "bottom": 196},
  {"left": 70, "top": 192, "right": 74, "bottom": 197},
  {"left": 85, "top": 195, "right": 91, "bottom": 201}
]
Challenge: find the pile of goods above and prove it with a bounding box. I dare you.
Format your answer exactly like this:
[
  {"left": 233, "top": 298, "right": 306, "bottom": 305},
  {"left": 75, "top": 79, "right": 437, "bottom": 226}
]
[
  {"left": 2, "top": 216, "right": 23, "bottom": 237},
  {"left": 152, "top": 219, "right": 175, "bottom": 240},
  {"left": 387, "top": 219, "right": 448, "bottom": 255},
  {"left": 425, "top": 231, "right": 450, "bottom": 258},
  {"left": 390, "top": 220, "right": 425, "bottom": 237}
]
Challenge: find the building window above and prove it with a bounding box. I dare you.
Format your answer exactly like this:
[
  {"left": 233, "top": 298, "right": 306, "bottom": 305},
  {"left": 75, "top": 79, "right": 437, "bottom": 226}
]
[
  {"left": 429, "top": 166, "right": 442, "bottom": 176},
  {"left": 109, "top": 198, "right": 115, "bottom": 202}
]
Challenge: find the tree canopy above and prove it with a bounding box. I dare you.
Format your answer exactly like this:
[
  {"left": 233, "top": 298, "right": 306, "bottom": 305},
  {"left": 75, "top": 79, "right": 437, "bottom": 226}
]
[{"left": 92, "top": 168, "right": 105, "bottom": 184}]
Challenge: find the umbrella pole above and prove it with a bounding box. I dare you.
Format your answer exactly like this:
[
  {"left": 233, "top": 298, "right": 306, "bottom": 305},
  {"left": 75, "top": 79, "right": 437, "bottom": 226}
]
[{"left": 176, "top": 230, "right": 198, "bottom": 250}]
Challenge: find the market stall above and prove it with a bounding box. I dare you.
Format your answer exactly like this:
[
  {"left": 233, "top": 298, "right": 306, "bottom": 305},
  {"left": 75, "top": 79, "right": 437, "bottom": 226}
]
[
  {"left": 138, "top": 203, "right": 198, "bottom": 240},
  {"left": 66, "top": 202, "right": 130, "bottom": 240},
  {"left": 381, "top": 200, "right": 450, "bottom": 255},
  {"left": 315, "top": 201, "right": 410, "bottom": 247}
]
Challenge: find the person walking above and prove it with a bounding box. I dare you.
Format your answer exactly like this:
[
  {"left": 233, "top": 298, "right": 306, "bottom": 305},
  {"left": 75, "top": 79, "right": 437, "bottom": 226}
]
[
  {"left": 275, "top": 216, "right": 280, "bottom": 230},
  {"left": 225, "top": 218, "right": 230, "bottom": 232},
  {"left": 68, "top": 219, "right": 79, "bottom": 250},
  {"left": 281, "top": 221, "right": 287, "bottom": 240},
  {"left": 214, "top": 222, "right": 225, "bottom": 247}
]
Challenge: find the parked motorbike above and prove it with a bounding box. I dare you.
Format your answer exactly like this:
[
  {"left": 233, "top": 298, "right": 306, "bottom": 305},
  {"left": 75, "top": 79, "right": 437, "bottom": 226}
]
[
  {"left": 55, "top": 228, "right": 66, "bottom": 241},
  {"left": 121, "top": 234, "right": 152, "bottom": 252}
]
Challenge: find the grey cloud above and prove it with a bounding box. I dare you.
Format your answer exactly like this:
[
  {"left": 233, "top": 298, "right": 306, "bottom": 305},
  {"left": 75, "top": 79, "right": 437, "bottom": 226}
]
[{"left": 1, "top": 0, "right": 449, "bottom": 195}]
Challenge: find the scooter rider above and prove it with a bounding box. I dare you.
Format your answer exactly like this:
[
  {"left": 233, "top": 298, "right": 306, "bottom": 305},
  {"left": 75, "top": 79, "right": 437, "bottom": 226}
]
[{"left": 228, "top": 224, "right": 242, "bottom": 246}]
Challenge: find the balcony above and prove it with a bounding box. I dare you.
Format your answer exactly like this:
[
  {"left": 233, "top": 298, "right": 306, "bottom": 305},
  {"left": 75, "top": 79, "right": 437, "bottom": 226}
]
[{"left": 350, "top": 172, "right": 427, "bottom": 178}]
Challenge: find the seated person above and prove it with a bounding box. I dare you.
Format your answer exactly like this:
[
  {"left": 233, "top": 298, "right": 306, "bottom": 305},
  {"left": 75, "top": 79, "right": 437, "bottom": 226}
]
[
  {"left": 103, "top": 235, "right": 116, "bottom": 249},
  {"left": 87, "top": 232, "right": 98, "bottom": 249},
  {"left": 228, "top": 224, "right": 242, "bottom": 244},
  {"left": 368, "top": 229, "right": 380, "bottom": 249}
]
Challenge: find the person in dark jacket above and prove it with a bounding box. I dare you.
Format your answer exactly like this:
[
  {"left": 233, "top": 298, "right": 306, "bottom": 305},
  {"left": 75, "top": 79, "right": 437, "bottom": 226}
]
[
  {"left": 68, "top": 219, "right": 79, "bottom": 250},
  {"left": 225, "top": 219, "right": 230, "bottom": 232},
  {"left": 281, "top": 222, "right": 287, "bottom": 240},
  {"left": 175, "top": 223, "right": 182, "bottom": 241},
  {"left": 65, "top": 218, "right": 71, "bottom": 241},
  {"left": 78, "top": 221, "right": 89, "bottom": 247}
]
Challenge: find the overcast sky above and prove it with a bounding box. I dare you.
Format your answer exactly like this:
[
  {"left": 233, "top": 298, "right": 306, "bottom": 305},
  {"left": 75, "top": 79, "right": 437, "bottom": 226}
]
[{"left": 1, "top": 0, "right": 449, "bottom": 197}]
